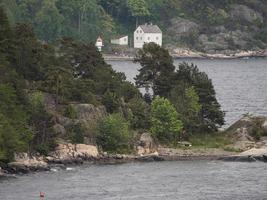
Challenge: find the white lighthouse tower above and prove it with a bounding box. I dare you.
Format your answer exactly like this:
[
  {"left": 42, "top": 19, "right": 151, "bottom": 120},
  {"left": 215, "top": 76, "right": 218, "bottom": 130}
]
[{"left": 95, "top": 36, "right": 104, "bottom": 52}]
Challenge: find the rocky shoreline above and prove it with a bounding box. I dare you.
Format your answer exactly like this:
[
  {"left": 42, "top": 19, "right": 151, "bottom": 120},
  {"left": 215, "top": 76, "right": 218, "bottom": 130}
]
[
  {"left": 1, "top": 116, "right": 267, "bottom": 178},
  {"left": 104, "top": 50, "right": 267, "bottom": 61},
  {"left": 1, "top": 146, "right": 266, "bottom": 178},
  {"left": 0, "top": 151, "right": 230, "bottom": 178}
]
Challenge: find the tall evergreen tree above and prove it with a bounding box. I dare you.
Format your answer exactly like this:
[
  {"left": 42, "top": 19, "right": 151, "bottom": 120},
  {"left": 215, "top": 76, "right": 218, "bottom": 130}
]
[
  {"left": 174, "top": 62, "right": 225, "bottom": 131},
  {"left": 134, "top": 42, "right": 175, "bottom": 98}
]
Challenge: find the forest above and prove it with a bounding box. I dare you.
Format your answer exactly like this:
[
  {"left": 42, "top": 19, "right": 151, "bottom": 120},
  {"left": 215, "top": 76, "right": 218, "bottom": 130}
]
[
  {"left": 0, "top": 3, "right": 228, "bottom": 163},
  {"left": 1, "top": 0, "right": 266, "bottom": 51}
]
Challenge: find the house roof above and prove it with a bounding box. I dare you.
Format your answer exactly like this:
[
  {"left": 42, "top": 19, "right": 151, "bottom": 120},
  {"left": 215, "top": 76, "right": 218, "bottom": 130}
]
[
  {"left": 139, "top": 24, "right": 162, "bottom": 33},
  {"left": 111, "top": 35, "right": 128, "bottom": 40}
]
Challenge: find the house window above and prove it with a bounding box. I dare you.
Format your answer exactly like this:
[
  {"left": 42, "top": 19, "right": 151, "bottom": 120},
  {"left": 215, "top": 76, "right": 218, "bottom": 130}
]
[
  {"left": 156, "top": 37, "right": 159, "bottom": 40},
  {"left": 124, "top": 38, "right": 127, "bottom": 41},
  {"left": 148, "top": 37, "right": 150, "bottom": 40},
  {"left": 140, "top": 30, "right": 142, "bottom": 33},
  {"left": 137, "top": 30, "right": 139, "bottom": 33},
  {"left": 136, "top": 37, "right": 138, "bottom": 40},
  {"left": 140, "top": 37, "right": 142, "bottom": 40}
]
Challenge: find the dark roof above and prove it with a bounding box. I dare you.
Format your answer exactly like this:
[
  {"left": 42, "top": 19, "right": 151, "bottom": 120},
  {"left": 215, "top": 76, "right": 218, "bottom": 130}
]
[
  {"left": 112, "top": 35, "right": 128, "bottom": 40},
  {"left": 139, "top": 24, "right": 162, "bottom": 33}
]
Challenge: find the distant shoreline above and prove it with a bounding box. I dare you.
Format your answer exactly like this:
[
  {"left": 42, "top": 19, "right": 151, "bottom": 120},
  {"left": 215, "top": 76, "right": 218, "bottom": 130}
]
[{"left": 104, "top": 50, "right": 267, "bottom": 61}]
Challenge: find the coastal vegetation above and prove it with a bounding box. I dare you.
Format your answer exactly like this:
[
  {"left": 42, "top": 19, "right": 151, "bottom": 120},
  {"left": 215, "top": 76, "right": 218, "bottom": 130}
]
[{"left": 0, "top": 5, "right": 227, "bottom": 163}]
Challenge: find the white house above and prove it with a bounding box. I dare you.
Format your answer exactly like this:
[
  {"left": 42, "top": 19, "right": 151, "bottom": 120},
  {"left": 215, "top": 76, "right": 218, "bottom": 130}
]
[
  {"left": 95, "top": 36, "right": 104, "bottom": 51},
  {"left": 111, "top": 35, "right": 128, "bottom": 46},
  {"left": 134, "top": 23, "right": 162, "bottom": 48}
]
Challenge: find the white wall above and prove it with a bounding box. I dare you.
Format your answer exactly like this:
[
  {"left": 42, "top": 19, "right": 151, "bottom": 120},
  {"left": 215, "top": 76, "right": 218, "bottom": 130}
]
[
  {"left": 111, "top": 36, "right": 128, "bottom": 45},
  {"left": 134, "top": 27, "right": 162, "bottom": 48},
  {"left": 134, "top": 27, "right": 145, "bottom": 48},
  {"left": 143, "top": 33, "right": 162, "bottom": 47}
]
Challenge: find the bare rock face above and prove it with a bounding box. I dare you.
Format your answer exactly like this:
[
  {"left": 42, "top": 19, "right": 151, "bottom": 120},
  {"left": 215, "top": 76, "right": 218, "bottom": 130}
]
[
  {"left": 72, "top": 104, "right": 107, "bottom": 144},
  {"left": 136, "top": 133, "right": 157, "bottom": 156},
  {"left": 71, "top": 104, "right": 106, "bottom": 122},
  {"left": 8, "top": 153, "right": 49, "bottom": 173},
  {"left": 230, "top": 4, "right": 263, "bottom": 24},
  {"left": 168, "top": 17, "right": 199, "bottom": 38},
  {"left": 47, "top": 143, "right": 99, "bottom": 164}
]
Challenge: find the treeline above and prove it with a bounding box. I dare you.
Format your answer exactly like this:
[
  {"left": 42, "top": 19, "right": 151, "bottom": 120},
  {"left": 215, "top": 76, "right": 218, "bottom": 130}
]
[{"left": 1, "top": 0, "right": 266, "bottom": 45}]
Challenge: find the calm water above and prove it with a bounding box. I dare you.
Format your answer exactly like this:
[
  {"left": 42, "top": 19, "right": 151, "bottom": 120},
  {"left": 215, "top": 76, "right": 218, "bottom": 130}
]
[
  {"left": 0, "top": 161, "right": 267, "bottom": 200},
  {"left": 108, "top": 58, "right": 267, "bottom": 126}
]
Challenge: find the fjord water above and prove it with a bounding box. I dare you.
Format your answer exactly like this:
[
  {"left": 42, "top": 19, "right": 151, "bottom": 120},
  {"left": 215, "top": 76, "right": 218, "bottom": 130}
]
[
  {"left": 1, "top": 161, "right": 267, "bottom": 200},
  {"left": 109, "top": 57, "right": 267, "bottom": 126}
]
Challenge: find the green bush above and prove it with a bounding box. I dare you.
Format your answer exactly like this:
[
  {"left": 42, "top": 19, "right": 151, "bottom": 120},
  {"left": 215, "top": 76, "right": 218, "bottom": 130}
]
[
  {"left": 150, "top": 96, "right": 183, "bottom": 144},
  {"left": 96, "top": 113, "right": 131, "bottom": 153}
]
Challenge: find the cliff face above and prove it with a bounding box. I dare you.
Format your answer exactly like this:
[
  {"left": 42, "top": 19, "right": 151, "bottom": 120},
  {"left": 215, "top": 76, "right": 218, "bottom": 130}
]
[
  {"left": 54, "top": 104, "right": 107, "bottom": 145},
  {"left": 166, "top": 4, "right": 266, "bottom": 54}
]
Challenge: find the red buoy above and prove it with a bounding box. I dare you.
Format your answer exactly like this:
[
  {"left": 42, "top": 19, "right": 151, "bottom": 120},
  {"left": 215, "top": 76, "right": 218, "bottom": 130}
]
[{"left": 40, "top": 192, "right": 45, "bottom": 198}]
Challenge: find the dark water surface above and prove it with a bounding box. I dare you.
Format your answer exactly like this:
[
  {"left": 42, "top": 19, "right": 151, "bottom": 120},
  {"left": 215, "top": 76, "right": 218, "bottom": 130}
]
[
  {"left": 0, "top": 161, "right": 267, "bottom": 200},
  {"left": 108, "top": 58, "right": 267, "bottom": 126}
]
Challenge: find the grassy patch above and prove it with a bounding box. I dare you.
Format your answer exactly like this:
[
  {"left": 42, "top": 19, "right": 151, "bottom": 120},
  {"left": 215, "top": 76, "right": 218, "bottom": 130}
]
[
  {"left": 188, "top": 133, "right": 232, "bottom": 149},
  {"left": 223, "top": 146, "right": 242, "bottom": 153}
]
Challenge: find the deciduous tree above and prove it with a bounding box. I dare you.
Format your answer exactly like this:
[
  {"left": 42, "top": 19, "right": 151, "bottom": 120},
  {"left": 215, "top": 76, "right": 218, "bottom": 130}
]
[{"left": 150, "top": 96, "right": 183, "bottom": 143}]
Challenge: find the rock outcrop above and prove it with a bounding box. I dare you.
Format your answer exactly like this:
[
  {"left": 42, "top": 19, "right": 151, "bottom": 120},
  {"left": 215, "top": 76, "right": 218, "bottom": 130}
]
[
  {"left": 220, "top": 143, "right": 267, "bottom": 163},
  {"left": 225, "top": 116, "right": 267, "bottom": 151},
  {"left": 0, "top": 167, "right": 8, "bottom": 177},
  {"left": 167, "top": 17, "right": 199, "bottom": 38},
  {"left": 7, "top": 153, "right": 49, "bottom": 173},
  {"left": 136, "top": 132, "right": 157, "bottom": 156},
  {"left": 220, "top": 116, "right": 267, "bottom": 162},
  {"left": 55, "top": 103, "right": 107, "bottom": 144},
  {"left": 47, "top": 143, "right": 99, "bottom": 164},
  {"left": 71, "top": 104, "right": 106, "bottom": 123}
]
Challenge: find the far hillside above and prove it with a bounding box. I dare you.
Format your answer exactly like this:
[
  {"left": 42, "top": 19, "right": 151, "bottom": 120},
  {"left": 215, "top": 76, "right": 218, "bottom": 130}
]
[{"left": 1, "top": 0, "right": 267, "bottom": 53}]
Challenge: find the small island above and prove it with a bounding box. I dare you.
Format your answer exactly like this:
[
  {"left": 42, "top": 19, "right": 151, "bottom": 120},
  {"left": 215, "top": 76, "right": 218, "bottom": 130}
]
[{"left": 0, "top": 6, "right": 267, "bottom": 177}]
